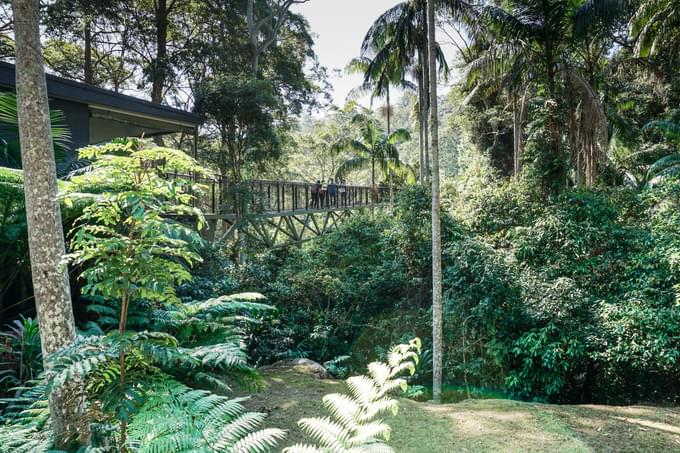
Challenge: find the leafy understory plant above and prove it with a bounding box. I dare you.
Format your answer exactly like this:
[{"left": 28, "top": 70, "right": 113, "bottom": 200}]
[
  {"left": 65, "top": 139, "right": 209, "bottom": 451},
  {"left": 284, "top": 338, "right": 421, "bottom": 453},
  {"left": 127, "top": 379, "right": 286, "bottom": 453},
  {"left": 1, "top": 139, "right": 284, "bottom": 452}
]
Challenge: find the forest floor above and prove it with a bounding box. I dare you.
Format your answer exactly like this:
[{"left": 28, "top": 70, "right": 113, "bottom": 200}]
[{"left": 237, "top": 364, "right": 680, "bottom": 453}]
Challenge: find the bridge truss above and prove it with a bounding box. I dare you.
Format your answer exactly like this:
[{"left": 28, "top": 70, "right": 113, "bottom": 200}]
[{"left": 171, "top": 174, "right": 391, "bottom": 249}]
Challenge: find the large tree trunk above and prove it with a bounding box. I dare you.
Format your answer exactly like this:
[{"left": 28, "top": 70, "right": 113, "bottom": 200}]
[
  {"left": 151, "top": 0, "right": 168, "bottom": 104},
  {"left": 13, "top": 0, "right": 84, "bottom": 447},
  {"left": 83, "top": 19, "right": 93, "bottom": 84},
  {"left": 427, "top": 0, "right": 443, "bottom": 405}
]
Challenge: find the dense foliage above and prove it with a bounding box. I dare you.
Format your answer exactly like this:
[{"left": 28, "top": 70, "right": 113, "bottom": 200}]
[
  {"left": 2, "top": 0, "right": 680, "bottom": 449},
  {"left": 221, "top": 172, "right": 679, "bottom": 404}
]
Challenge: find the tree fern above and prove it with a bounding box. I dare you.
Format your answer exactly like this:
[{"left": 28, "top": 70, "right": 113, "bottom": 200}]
[{"left": 284, "top": 338, "right": 421, "bottom": 453}]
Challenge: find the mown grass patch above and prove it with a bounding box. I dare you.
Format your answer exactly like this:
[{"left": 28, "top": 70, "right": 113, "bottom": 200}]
[{"left": 240, "top": 367, "right": 680, "bottom": 452}]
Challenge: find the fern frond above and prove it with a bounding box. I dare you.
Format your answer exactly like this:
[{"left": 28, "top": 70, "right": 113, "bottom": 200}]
[
  {"left": 293, "top": 339, "right": 421, "bottom": 453},
  {"left": 297, "top": 416, "right": 351, "bottom": 450},
  {"left": 282, "top": 444, "right": 325, "bottom": 453},
  {"left": 230, "top": 428, "right": 287, "bottom": 453},
  {"left": 322, "top": 393, "right": 361, "bottom": 430},
  {"left": 128, "top": 379, "right": 281, "bottom": 453},
  {"left": 347, "top": 421, "right": 392, "bottom": 445}
]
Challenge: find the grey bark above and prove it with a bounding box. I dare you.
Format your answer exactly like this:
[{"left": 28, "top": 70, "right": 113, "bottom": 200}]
[
  {"left": 513, "top": 87, "right": 528, "bottom": 181},
  {"left": 417, "top": 52, "right": 425, "bottom": 183},
  {"left": 387, "top": 85, "right": 394, "bottom": 208},
  {"left": 422, "top": 42, "right": 430, "bottom": 184},
  {"left": 13, "top": 0, "right": 84, "bottom": 446},
  {"left": 427, "top": 0, "right": 443, "bottom": 404}
]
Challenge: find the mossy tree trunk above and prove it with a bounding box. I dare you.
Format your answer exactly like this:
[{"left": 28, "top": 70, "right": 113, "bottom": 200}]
[{"left": 13, "top": 0, "right": 84, "bottom": 446}]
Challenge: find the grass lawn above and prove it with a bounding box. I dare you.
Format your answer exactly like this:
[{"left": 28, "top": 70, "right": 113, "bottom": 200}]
[{"left": 237, "top": 365, "right": 680, "bottom": 452}]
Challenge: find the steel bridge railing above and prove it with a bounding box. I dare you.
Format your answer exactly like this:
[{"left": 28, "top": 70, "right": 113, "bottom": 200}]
[{"left": 165, "top": 173, "right": 392, "bottom": 217}]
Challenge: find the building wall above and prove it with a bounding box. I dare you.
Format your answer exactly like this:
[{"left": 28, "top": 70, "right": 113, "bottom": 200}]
[{"left": 49, "top": 98, "right": 90, "bottom": 152}]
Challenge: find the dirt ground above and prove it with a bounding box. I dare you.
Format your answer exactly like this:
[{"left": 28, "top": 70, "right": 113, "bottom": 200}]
[{"left": 236, "top": 366, "right": 680, "bottom": 452}]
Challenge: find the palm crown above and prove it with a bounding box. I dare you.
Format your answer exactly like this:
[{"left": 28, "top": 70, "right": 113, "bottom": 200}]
[{"left": 332, "top": 113, "right": 411, "bottom": 189}]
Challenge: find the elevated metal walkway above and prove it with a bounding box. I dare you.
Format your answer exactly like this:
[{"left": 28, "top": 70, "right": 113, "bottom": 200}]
[{"left": 170, "top": 174, "right": 392, "bottom": 248}]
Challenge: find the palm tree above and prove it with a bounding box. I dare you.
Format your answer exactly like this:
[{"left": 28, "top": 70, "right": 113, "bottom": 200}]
[
  {"left": 630, "top": 0, "right": 680, "bottom": 58},
  {"left": 471, "top": 0, "right": 624, "bottom": 190},
  {"left": 346, "top": 56, "right": 415, "bottom": 136},
  {"left": 0, "top": 93, "right": 72, "bottom": 173},
  {"left": 639, "top": 113, "right": 680, "bottom": 185},
  {"left": 332, "top": 113, "right": 411, "bottom": 196},
  {"left": 346, "top": 56, "right": 415, "bottom": 206},
  {"left": 426, "top": 0, "right": 443, "bottom": 405},
  {"left": 360, "top": 0, "right": 461, "bottom": 183}
]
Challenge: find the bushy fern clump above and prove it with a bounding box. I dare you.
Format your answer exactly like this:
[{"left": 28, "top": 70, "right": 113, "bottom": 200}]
[
  {"left": 0, "top": 380, "right": 51, "bottom": 453},
  {"left": 284, "top": 338, "right": 421, "bottom": 453},
  {"left": 0, "top": 376, "right": 286, "bottom": 453},
  {"left": 127, "top": 379, "right": 285, "bottom": 453}
]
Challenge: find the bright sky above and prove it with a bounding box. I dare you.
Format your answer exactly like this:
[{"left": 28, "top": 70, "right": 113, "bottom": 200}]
[{"left": 292, "top": 0, "right": 402, "bottom": 107}]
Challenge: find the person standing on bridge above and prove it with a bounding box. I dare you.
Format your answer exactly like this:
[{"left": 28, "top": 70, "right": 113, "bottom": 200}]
[
  {"left": 339, "top": 179, "right": 347, "bottom": 207},
  {"left": 328, "top": 178, "right": 337, "bottom": 208},
  {"left": 319, "top": 180, "right": 327, "bottom": 208},
  {"left": 311, "top": 180, "right": 320, "bottom": 209}
]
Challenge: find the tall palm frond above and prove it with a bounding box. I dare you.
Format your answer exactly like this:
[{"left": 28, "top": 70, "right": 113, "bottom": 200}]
[
  {"left": 573, "top": 0, "right": 631, "bottom": 39},
  {"left": 630, "top": 0, "right": 680, "bottom": 57},
  {"left": 333, "top": 114, "right": 411, "bottom": 188},
  {"left": 0, "top": 93, "right": 72, "bottom": 172},
  {"left": 335, "top": 157, "right": 371, "bottom": 181}
]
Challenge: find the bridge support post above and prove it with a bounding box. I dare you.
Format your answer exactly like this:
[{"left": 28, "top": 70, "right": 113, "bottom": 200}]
[{"left": 202, "top": 218, "right": 218, "bottom": 242}]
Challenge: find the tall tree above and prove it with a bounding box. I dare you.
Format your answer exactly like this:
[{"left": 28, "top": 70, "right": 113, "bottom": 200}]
[
  {"left": 246, "top": 0, "right": 309, "bottom": 76},
  {"left": 12, "top": 0, "right": 82, "bottom": 447},
  {"left": 427, "top": 0, "right": 443, "bottom": 404},
  {"left": 360, "top": 0, "right": 461, "bottom": 183},
  {"left": 472, "top": 0, "right": 622, "bottom": 190},
  {"left": 346, "top": 55, "right": 415, "bottom": 204}
]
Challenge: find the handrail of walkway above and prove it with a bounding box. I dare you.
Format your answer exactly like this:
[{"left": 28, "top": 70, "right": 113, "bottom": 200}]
[{"left": 165, "top": 172, "right": 393, "bottom": 217}]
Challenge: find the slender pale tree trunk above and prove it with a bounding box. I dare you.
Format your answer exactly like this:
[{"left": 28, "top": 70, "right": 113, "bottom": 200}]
[
  {"left": 13, "top": 0, "right": 84, "bottom": 447},
  {"left": 427, "top": 0, "right": 443, "bottom": 405},
  {"left": 387, "top": 85, "right": 394, "bottom": 208},
  {"left": 422, "top": 44, "right": 430, "bottom": 184},
  {"left": 417, "top": 55, "right": 425, "bottom": 183},
  {"left": 513, "top": 97, "right": 519, "bottom": 180},
  {"left": 421, "top": 4, "right": 430, "bottom": 184},
  {"left": 512, "top": 91, "right": 523, "bottom": 181}
]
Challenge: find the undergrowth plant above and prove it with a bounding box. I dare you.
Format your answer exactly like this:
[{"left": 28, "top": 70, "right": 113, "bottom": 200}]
[
  {"left": 0, "top": 316, "right": 42, "bottom": 403},
  {"left": 0, "top": 139, "right": 284, "bottom": 452},
  {"left": 65, "top": 138, "right": 209, "bottom": 450},
  {"left": 284, "top": 338, "right": 421, "bottom": 453},
  {"left": 127, "top": 379, "right": 285, "bottom": 453}
]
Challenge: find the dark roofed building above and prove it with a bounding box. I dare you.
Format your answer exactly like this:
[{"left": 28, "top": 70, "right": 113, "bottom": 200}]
[{"left": 0, "top": 61, "right": 201, "bottom": 154}]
